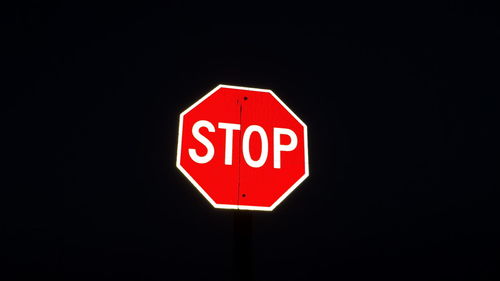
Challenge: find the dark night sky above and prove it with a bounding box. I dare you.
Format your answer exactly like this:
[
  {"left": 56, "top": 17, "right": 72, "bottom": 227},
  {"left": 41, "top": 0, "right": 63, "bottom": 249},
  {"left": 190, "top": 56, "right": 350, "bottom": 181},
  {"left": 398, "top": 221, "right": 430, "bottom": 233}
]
[{"left": 2, "top": 1, "right": 499, "bottom": 280}]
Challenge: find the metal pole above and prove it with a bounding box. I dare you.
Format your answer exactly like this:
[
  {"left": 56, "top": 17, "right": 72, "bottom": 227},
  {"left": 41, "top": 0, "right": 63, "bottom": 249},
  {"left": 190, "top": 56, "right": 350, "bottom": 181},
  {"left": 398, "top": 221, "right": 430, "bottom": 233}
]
[{"left": 233, "top": 210, "right": 253, "bottom": 281}]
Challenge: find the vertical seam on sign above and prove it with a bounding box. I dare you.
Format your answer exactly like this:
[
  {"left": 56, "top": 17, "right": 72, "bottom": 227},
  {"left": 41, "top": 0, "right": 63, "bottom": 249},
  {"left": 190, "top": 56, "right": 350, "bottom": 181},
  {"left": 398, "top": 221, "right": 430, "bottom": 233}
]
[{"left": 237, "top": 97, "right": 243, "bottom": 208}]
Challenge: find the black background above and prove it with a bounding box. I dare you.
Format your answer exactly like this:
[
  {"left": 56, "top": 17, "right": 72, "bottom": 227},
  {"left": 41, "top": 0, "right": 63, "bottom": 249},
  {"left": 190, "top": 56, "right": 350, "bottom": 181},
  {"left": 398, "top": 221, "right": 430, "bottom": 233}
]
[{"left": 3, "top": 1, "right": 499, "bottom": 280}]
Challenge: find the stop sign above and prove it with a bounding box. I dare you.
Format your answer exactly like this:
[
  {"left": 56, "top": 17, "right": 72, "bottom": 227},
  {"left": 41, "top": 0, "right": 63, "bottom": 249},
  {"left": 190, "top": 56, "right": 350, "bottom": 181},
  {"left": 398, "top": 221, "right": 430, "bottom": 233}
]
[{"left": 176, "top": 85, "right": 309, "bottom": 211}]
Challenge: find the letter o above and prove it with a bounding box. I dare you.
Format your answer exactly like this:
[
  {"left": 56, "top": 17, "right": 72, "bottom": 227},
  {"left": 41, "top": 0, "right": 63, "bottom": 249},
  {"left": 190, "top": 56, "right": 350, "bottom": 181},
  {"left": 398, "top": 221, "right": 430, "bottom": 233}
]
[{"left": 242, "top": 125, "right": 268, "bottom": 168}]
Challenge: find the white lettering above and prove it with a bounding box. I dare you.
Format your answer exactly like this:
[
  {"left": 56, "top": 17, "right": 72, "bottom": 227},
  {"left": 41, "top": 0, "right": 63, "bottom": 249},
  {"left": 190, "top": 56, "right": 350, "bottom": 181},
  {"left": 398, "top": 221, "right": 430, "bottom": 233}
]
[
  {"left": 217, "top": 122, "right": 241, "bottom": 165},
  {"left": 242, "top": 125, "right": 268, "bottom": 168},
  {"left": 273, "top": 128, "right": 298, "bottom": 169},
  {"left": 188, "top": 120, "right": 215, "bottom": 164}
]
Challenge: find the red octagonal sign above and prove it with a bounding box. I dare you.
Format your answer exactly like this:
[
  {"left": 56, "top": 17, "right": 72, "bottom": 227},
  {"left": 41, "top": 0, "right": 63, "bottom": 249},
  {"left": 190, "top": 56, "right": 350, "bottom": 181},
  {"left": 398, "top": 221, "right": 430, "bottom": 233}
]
[{"left": 176, "top": 85, "right": 309, "bottom": 211}]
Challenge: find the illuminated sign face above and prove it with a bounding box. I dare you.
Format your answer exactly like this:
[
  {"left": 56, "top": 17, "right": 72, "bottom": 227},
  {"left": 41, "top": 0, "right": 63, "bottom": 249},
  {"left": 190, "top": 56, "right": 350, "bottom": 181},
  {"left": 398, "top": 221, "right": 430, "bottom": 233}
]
[{"left": 176, "top": 85, "right": 309, "bottom": 211}]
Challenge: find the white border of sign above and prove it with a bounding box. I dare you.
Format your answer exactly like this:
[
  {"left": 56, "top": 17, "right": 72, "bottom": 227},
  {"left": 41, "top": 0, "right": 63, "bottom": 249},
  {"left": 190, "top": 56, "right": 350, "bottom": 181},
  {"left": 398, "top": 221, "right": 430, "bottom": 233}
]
[{"left": 176, "top": 84, "right": 309, "bottom": 211}]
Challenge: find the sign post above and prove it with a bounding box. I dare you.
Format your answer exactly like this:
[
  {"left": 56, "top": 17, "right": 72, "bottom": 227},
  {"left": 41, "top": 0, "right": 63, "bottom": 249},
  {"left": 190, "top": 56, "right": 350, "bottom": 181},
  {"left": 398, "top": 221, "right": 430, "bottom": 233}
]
[
  {"left": 177, "top": 84, "right": 309, "bottom": 281},
  {"left": 233, "top": 211, "right": 253, "bottom": 281}
]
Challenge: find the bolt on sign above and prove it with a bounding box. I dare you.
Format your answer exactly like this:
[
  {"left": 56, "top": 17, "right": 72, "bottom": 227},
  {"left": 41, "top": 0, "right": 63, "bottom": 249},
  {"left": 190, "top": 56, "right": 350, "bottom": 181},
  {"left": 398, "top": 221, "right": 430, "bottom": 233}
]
[{"left": 176, "top": 85, "right": 309, "bottom": 211}]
